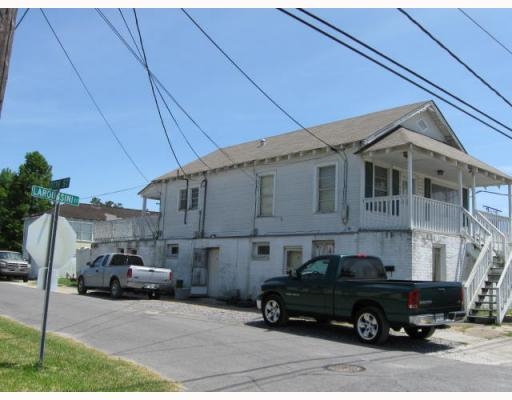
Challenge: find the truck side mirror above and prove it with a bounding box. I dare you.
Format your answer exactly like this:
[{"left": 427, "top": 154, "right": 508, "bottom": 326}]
[
  {"left": 86, "top": 261, "right": 91, "bottom": 266},
  {"left": 385, "top": 265, "right": 395, "bottom": 276}
]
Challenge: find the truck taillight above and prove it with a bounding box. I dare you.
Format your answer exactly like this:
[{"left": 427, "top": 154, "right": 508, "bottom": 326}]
[
  {"left": 127, "top": 268, "right": 132, "bottom": 278},
  {"left": 407, "top": 289, "right": 420, "bottom": 309},
  {"left": 169, "top": 271, "right": 173, "bottom": 281}
]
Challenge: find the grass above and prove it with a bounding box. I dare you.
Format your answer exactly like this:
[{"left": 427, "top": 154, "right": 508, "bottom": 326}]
[
  {"left": 0, "top": 316, "right": 180, "bottom": 391},
  {"left": 57, "top": 277, "right": 77, "bottom": 288}
]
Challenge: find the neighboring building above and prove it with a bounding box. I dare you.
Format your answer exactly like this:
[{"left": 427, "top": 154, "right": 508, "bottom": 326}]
[
  {"left": 107, "top": 100, "right": 510, "bottom": 322},
  {"left": 23, "top": 203, "right": 159, "bottom": 278},
  {"left": 0, "top": 9, "right": 17, "bottom": 117}
]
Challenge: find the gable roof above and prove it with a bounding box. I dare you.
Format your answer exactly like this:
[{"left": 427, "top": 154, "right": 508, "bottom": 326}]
[
  {"left": 142, "top": 101, "right": 433, "bottom": 193},
  {"left": 362, "top": 127, "right": 512, "bottom": 184}
]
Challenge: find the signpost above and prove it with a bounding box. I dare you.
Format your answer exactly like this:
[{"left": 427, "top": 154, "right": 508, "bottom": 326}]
[{"left": 30, "top": 178, "right": 79, "bottom": 366}]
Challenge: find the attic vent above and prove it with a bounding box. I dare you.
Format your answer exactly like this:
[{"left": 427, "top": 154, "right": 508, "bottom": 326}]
[{"left": 417, "top": 119, "right": 428, "bottom": 131}]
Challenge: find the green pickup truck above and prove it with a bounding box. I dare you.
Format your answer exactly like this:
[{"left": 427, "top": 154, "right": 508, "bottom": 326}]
[{"left": 257, "top": 254, "right": 465, "bottom": 344}]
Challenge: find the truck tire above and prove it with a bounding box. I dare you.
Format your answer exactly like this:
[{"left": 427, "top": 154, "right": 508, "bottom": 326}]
[
  {"left": 77, "top": 277, "right": 87, "bottom": 295},
  {"left": 404, "top": 326, "right": 436, "bottom": 340},
  {"left": 110, "top": 278, "right": 123, "bottom": 299},
  {"left": 262, "top": 294, "right": 288, "bottom": 327},
  {"left": 355, "top": 306, "right": 390, "bottom": 345}
]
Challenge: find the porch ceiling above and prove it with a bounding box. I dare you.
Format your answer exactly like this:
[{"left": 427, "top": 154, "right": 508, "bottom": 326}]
[{"left": 362, "top": 127, "right": 512, "bottom": 188}]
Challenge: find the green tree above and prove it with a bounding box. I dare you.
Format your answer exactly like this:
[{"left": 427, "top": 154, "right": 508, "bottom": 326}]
[{"left": 0, "top": 152, "right": 52, "bottom": 250}]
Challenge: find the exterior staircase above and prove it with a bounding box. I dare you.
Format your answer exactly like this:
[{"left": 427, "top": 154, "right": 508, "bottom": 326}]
[
  {"left": 463, "top": 211, "right": 512, "bottom": 324},
  {"left": 466, "top": 259, "right": 503, "bottom": 324}
]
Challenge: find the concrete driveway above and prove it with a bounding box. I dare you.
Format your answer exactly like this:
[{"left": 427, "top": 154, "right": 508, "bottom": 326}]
[{"left": 1, "top": 281, "right": 512, "bottom": 391}]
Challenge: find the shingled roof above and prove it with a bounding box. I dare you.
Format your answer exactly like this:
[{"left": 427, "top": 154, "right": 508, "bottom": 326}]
[
  {"left": 151, "top": 101, "right": 430, "bottom": 183},
  {"left": 32, "top": 203, "right": 158, "bottom": 221}
]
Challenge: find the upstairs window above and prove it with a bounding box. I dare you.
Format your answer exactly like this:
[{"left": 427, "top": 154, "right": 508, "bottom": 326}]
[
  {"left": 190, "top": 188, "right": 199, "bottom": 210},
  {"left": 259, "top": 174, "right": 274, "bottom": 217},
  {"left": 365, "top": 162, "right": 391, "bottom": 198},
  {"left": 178, "top": 189, "right": 188, "bottom": 211},
  {"left": 317, "top": 165, "right": 336, "bottom": 213}
]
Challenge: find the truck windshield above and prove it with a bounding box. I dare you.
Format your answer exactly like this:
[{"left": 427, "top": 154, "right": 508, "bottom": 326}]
[
  {"left": 339, "top": 257, "right": 386, "bottom": 280},
  {"left": 0, "top": 252, "right": 24, "bottom": 261}
]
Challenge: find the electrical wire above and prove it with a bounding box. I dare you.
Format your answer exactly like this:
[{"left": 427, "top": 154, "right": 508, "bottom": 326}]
[
  {"left": 398, "top": 8, "right": 512, "bottom": 110},
  {"left": 458, "top": 9, "right": 512, "bottom": 58},
  {"left": 277, "top": 9, "right": 512, "bottom": 141},
  {"left": 117, "top": 9, "right": 211, "bottom": 170},
  {"left": 298, "top": 8, "right": 512, "bottom": 136},
  {"left": 132, "top": 8, "right": 187, "bottom": 177},
  {"left": 95, "top": 8, "right": 254, "bottom": 180},
  {"left": 118, "top": 9, "right": 143, "bottom": 57},
  {"left": 40, "top": 9, "right": 149, "bottom": 182},
  {"left": 15, "top": 8, "right": 30, "bottom": 30},
  {"left": 181, "top": 8, "right": 339, "bottom": 154},
  {"left": 80, "top": 184, "right": 146, "bottom": 200}
]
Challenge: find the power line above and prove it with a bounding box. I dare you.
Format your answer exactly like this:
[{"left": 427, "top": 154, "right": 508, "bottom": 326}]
[
  {"left": 15, "top": 8, "right": 30, "bottom": 30},
  {"left": 298, "top": 8, "right": 512, "bottom": 136},
  {"left": 40, "top": 9, "right": 149, "bottom": 182},
  {"left": 95, "top": 8, "right": 253, "bottom": 179},
  {"left": 118, "top": 9, "right": 143, "bottom": 58},
  {"left": 181, "top": 8, "right": 340, "bottom": 154},
  {"left": 398, "top": 8, "right": 512, "bottom": 110},
  {"left": 117, "top": 9, "right": 211, "bottom": 170},
  {"left": 80, "top": 184, "right": 146, "bottom": 200},
  {"left": 458, "top": 9, "right": 512, "bottom": 58},
  {"left": 132, "top": 8, "right": 187, "bottom": 177},
  {"left": 277, "top": 9, "right": 512, "bottom": 141}
]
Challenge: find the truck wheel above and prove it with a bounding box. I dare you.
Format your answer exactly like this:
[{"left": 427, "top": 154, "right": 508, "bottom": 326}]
[
  {"left": 77, "top": 277, "right": 87, "bottom": 295},
  {"left": 355, "top": 307, "right": 390, "bottom": 345},
  {"left": 110, "top": 278, "right": 123, "bottom": 299},
  {"left": 262, "top": 295, "right": 288, "bottom": 327},
  {"left": 404, "top": 326, "right": 436, "bottom": 340}
]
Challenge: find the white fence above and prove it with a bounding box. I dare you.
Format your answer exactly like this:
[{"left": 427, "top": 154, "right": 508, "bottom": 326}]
[{"left": 94, "top": 215, "right": 159, "bottom": 242}]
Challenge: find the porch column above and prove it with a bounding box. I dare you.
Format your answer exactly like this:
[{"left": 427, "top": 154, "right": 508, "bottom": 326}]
[
  {"left": 508, "top": 183, "right": 512, "bottom": 240},
  {"left": 407, "top": 147, "right": 413, "bottom": 228},
  {"left": 459, "top": 169, "right": 464, "bottom": 232},
  {"left": 471, "top": 172, "right": 477, "bottom": 216},
  {"left": 142, "top": 197, "right": 147, "bottom": 214}
]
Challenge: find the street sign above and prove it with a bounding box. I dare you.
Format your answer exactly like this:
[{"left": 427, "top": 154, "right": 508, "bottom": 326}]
[
  {"left": 31, "top": 185, "right": 79, "bottom": 206},
  {"left": 50, "top": 177, "right": 70, "bottom": 190},
  {"left": 57, "top": 192, "right": 80, "bottom": 207}
]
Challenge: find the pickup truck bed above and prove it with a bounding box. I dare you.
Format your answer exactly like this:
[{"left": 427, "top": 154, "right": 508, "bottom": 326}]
[
  {"left": 257, "top": 254, "right": 465, "bottom": 344},
  {"left": 77, "top": 253, "right": 173, "bottom": 299}
]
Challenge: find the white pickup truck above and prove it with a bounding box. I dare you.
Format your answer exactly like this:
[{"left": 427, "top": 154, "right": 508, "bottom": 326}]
[{"left": 77, "top": 253, "right": 173, "bottom": 299}]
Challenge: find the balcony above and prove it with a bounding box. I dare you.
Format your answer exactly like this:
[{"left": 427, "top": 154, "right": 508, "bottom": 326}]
[{"left": 362, "top": 195, "right": 470, "bottom": 234}]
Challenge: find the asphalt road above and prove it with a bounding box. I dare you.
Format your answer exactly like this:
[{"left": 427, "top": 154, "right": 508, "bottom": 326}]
[{"left": 1, "top": 281, "right": 512, "bottom": 392}]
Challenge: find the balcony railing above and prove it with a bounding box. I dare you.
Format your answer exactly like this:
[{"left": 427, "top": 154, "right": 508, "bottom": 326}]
[{"left": 361, "top": 195, "right": 464, "bottom": 234}]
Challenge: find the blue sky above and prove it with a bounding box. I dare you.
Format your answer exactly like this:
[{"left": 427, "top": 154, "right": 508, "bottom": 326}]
[{"left": 2, "top": 7, "right": 512, "bottom": 213}]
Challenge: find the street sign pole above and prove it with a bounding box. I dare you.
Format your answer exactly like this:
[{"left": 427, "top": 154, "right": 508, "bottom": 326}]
[{"left": 38, "top": 191, "right": 61, "bottom": 367}]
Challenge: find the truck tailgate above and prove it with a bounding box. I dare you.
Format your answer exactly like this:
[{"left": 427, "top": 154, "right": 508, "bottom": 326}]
[
  {"left": 415, "top": 282, "right": 462, "bottom": 312},
  {"left": 128, "top": 266, "right": 172, "bottom": 285}
]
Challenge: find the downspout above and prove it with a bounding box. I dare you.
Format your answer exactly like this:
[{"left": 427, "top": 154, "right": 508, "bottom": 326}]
[
  {"left": 183, "top": 178, "right": 189, "bottom": 225},
  {"left": 334, "top": 147, "right": 349, "bottom": 225},
  {"left": 200, "top": 174, "right": 208, "bottom": 238}
]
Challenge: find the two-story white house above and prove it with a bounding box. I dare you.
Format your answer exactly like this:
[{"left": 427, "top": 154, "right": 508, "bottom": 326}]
[{"left": 140, "top": 100, "right": 512, "bottom": 323}]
